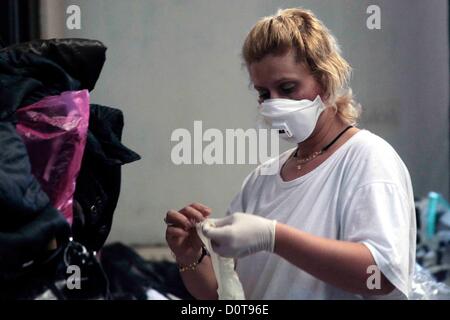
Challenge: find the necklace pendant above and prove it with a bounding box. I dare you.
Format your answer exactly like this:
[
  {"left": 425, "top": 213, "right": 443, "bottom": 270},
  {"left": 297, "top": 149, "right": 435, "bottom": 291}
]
[{"left": 297, "top": 164, "right": 302, "bottom": 170}]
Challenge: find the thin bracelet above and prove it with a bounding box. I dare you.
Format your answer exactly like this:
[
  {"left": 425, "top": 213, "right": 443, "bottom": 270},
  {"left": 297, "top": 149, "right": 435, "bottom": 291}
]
[{"left": 178, "top": 246, "right": 209, "bottom": 272}]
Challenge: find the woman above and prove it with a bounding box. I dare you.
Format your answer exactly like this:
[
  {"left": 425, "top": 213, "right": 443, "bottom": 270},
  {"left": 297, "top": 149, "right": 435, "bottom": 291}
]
[{"left": 165, "top": 8, "right": 416, "bottom": 299}]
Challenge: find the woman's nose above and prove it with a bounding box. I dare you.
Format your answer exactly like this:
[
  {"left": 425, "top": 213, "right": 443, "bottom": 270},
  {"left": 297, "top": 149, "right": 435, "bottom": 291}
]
[{"left": 269, "top": 91, "right": 282, "bottom": 99}]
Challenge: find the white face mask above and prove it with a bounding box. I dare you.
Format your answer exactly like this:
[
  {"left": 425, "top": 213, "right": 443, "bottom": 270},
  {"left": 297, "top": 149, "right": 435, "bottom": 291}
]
[{"left": 257, "top": 95, "right": 326, "bottom": 143}]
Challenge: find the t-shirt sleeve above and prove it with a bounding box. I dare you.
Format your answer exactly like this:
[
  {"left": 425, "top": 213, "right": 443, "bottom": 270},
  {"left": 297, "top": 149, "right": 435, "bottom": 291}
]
[
  {"left": 225, "top": 190, "right": 244, "bottom": 216},
  {"left": 341, "top": 182, "right": 415, "bottom": 299},
  {"left": 225, "top": 170, "right": 257, "bottom": 216}
]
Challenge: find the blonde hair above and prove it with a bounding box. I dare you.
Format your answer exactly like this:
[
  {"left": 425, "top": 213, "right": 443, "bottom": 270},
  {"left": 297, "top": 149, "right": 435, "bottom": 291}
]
[{"left": 242, "top": 8, "right": 361, "bottom": 125}]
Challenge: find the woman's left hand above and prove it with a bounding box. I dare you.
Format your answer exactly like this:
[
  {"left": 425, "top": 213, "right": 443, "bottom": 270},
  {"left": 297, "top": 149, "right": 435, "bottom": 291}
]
[{"left": 201, "top": 212, "right": 277, "bottom": 258}]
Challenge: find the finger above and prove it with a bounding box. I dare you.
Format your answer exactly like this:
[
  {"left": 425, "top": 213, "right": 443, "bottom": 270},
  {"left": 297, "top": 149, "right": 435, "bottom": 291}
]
[
  {"left": 202, "top": 223, "right": 233, "bottom": 242},
  {"left": 166, "top": 227, "right": 189, "bottom": 247},
  {"left": 190, "top": 203, "right": 212, "bottom": 217},
  {"left": 165, "top": 210, "right": 193, "bottom": 230},
  {"left": 166, "top": 226, "right": 189, "bottom": 239},
  {"left": 208, "top": 215, "right": 234, "bottom": 228},
  {"left": 179, "top": 205, "right": 205, "bottom": 224},
  {"left": 202, "top": 218, "right": 217, "bottom": 225}
]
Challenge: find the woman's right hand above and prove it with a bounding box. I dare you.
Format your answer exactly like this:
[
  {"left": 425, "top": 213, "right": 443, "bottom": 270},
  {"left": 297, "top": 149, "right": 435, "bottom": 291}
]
[{"left": 165, "top": 203, "right": 211, "bottom": 264}]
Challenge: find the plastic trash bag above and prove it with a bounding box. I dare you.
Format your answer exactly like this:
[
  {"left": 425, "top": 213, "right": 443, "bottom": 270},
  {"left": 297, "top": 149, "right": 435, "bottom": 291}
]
[
  {"left": 410, "top": 263, "right": 450, "bottom": 300},
  {"left": 16, "top": 90, "right": 90, "bottom": 225}
]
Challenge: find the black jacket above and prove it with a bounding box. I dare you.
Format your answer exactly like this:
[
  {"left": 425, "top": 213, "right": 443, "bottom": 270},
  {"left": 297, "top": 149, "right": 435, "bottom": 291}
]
[{"left": 0, "top": 38, "right": 140, "bottom": 283}]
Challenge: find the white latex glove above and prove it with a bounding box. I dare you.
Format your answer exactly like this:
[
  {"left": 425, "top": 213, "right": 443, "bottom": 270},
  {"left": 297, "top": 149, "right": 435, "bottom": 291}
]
[{"left": 201, "top": 212, "right": 277, "bottom": 258}]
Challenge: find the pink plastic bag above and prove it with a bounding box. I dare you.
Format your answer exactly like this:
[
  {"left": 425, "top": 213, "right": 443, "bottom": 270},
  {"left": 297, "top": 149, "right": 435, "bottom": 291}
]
[{"left": 16, "top": 90, "right": 90, "bottom": 225}]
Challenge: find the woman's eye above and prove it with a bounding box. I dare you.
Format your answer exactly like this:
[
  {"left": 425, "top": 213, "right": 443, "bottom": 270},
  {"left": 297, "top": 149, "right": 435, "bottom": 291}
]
[{"left": 280, "top": 83, "right": 296, "bottom": 94}]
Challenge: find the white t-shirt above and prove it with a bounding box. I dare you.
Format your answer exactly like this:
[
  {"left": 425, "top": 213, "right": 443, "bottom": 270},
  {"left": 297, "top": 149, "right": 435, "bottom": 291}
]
[{"left": 227, "top": 130, "right": 416, "bottom": 300}]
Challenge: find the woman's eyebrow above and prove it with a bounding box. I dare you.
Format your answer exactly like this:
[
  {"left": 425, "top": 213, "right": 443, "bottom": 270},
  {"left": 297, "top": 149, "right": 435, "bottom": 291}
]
[
  {"left": 254, "top": 78, "right": 298, "bottom": 90},
  {"left": 274, "top": 77, "right": 299, "bottom": 85},
  {"left": 253, "top": 85, "right": 267, "bottom": 91}
]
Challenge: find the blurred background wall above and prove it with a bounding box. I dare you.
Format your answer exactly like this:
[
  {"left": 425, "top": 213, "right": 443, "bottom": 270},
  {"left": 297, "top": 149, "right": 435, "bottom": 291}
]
[{"left": 35, "top": 0, "right": 449, "bottom": 245}]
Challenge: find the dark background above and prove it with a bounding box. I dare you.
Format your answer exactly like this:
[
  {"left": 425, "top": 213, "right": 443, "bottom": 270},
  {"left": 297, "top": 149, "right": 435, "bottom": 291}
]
[{"left": 0, "top": 0, "right": 40, "bottom": 47}]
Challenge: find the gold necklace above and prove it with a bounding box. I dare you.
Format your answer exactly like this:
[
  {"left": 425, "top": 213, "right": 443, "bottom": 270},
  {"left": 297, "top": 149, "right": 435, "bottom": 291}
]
[{"left": 293, "top": 125, "right": 353, "bottom": 170}]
